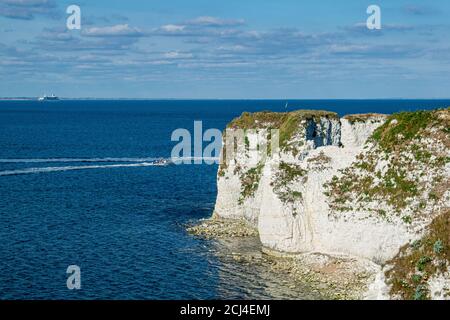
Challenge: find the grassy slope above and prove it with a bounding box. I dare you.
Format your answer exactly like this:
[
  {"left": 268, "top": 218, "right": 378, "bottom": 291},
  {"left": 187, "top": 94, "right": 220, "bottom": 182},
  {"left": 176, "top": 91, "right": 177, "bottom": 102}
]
[
  {"left": 325, "top": 108, "right": 449, "bottom": 217},
  {"left": 386, "top": 209, "right": 449, "bottom": 300}
]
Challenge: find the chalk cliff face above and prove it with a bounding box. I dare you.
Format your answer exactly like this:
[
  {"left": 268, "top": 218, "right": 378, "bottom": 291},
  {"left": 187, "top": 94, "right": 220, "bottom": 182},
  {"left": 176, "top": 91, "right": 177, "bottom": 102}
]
[{"left": 213, "top": 108, "right": 450, "bottom": 300}]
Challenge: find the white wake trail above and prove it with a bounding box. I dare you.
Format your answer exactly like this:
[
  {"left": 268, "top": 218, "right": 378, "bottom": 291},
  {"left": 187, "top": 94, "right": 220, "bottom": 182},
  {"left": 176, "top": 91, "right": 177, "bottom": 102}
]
[
  {"left": 0, "top": 157, "right": 220, "bottom": 163},
  {"left": 0, "top": 156, "right": 221, "bottom": 176},
  {"left": 0, "top": 162, "right": 159, "bottom": 176},
  {"left": 0, "top": 157, "right": 159, "bottom": 163}
]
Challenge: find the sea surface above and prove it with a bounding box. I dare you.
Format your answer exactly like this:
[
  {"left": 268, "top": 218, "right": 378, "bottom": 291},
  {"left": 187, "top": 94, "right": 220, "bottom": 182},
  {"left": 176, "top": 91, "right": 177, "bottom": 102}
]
[{"left": 0, "top": 99, "right": 449, "bottom": 300}]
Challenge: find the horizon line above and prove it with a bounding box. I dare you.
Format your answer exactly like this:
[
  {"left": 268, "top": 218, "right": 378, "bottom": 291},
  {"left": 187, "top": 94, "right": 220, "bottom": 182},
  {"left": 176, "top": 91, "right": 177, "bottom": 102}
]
[{"left": 1, "top": 97, "right": 450, "bottom": 101}]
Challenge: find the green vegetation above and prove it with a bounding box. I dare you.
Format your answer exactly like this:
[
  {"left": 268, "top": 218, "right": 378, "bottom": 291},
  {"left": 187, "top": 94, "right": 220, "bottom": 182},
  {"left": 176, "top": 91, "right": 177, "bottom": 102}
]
[
  {"left": 220, "top": 109, "right": 338, "bottom": 177},
  {"left": 416, "top": 256, "right": 432, "bottom": 272},
  {"left": 271, "top": 162, "right": 307, "bottom": 216},
  {"left": 244, "top": 136, "right": 250, "bottom": 150},
  {"left": 434, "top": 240, "right": 444, "bottom": 254},
  {"left": 307, "top": 151, "right": 332, "bottom": 170},
  {"left": 371, "top": 110, "right": 435, "bottom": 152},
  {"left": 380, "top": 168, "right": 418, "bottom": 209},
  {"left": 411, "top": 274, "right": 422, "bottom": 284},
  {"left": 227, "top": 111, "right": 286, "bottom": 130},
  {"left": 402, "top": 216, "right": 412, "bottom": 224},
  {"left": 414, "top": 285, "right": 429, "bottom": 300},
  {"left": 324, "top": 108, "right": 449, "bottom": 217},
  {"left": 344, "top": 113, "right": 385, "bottom": 124},
  {"left": 227, "top": 110, "right": 338, "bottom": 152},
  {"left": 276, "top": 162, "right": 307, "bottom": 183},
  {"left": 385, "top": 210, "right": 449, "bottom": 300},
  {"left": 238, "top": 163, "right": 264, "bottom": 205}
]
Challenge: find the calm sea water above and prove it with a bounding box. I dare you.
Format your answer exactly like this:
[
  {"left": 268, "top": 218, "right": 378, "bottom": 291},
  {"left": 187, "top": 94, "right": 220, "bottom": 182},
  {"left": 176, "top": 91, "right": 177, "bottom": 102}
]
[{"left": 0, "top": 99, "right": 449, "bottom": 300}]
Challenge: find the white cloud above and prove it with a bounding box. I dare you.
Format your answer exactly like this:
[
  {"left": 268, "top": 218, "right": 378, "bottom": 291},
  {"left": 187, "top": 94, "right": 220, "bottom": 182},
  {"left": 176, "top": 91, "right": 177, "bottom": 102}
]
[
  {"left": 187, "top": 16, "right": 245, "bottom": 27},
  {"left": 216, "top": 45, "right": 249, "bottom": 53},
  {"left": 152, "top": 17, "right": 244, "bottom": 36},
  {"left": 160, "top": 24, "right": 185, "bottom": 32},
  {"left": 83, "top": 24, "right": 143, "bottom": 37},
  {"left": 163, "top": 51, "right": 193, "bottom": 59}
]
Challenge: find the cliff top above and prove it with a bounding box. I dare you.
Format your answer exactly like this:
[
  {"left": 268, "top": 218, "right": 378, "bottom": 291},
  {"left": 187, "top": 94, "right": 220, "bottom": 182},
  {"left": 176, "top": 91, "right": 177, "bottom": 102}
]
[
  {"left": 343, "top": 113, "right": 387, "bottom": 124},
  {"left": 227, "top": 110, "right": 393, "bottom": 130},
  {"left": 227, "top": 110, "right": 339, "bottom": 150},
  {"left": 371, "top": 107, "right": 449, "bottom": 152},
  {"left": 227, "top": 109, "right": 339, "bottom": 130}
]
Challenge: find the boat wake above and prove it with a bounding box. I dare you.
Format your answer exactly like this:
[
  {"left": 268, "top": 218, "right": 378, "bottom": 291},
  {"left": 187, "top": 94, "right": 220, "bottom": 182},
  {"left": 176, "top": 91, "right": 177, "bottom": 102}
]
[
  {"left": 0, "top": 157, "right": 160, "bottom": 164},
  {"left": 0, "top": 157, "right": 220, "bottom": 164},
  {"left": 0, "top": 160, "right": 171, "bottom": 177},
  {"left": 0, "top": 156, "right": 221, "bottom": 176}
]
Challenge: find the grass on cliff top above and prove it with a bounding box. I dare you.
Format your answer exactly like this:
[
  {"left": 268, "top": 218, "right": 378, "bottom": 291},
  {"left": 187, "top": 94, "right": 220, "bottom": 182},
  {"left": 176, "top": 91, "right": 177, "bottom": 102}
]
[
  {"left": 227, "top": 109, "right": 338, "bottom": 149},
  {"left": 343, "top": 113, "right": 386, "bottom": 124},
  {"left": 228, "top": 110, "right": 339, "bottom": 130},
  {"left": 385, "top": 209, "right": 449, "bottom": 300},
  {"left": 219, "top": 109, "right": 338, "bottom": 175},
  {"left": 371, "top": 108, "right": 449, "bottom": 152}
]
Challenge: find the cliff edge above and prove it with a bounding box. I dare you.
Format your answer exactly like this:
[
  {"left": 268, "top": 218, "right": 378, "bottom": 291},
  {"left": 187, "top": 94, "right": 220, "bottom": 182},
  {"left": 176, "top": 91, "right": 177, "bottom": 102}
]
[{"left": 210, "top": 107, "right": 450, "bottom": 300}]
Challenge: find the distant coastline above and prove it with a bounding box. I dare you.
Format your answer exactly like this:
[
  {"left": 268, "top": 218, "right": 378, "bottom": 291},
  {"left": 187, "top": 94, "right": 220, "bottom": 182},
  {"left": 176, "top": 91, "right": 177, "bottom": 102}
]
[
  {"left": 2, "top": 98, "right": 450, "bottom": 101},
  {"left": 0, "top": 97, "right": 37, "bottom": 101}
]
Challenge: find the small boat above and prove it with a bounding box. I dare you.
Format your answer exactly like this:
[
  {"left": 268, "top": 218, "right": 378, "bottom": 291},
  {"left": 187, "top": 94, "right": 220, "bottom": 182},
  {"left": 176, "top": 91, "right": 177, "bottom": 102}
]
[
  {"left": 38, "top": 94, "right": 59, "bottom": 101},
  {"left": 153, "top": 159, "right": 172, "bottom": 166}
]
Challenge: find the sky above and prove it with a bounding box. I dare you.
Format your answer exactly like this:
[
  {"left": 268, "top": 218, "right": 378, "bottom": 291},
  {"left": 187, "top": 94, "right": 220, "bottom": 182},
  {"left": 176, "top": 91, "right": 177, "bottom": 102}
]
[{"left": 1, "top": 0, "right": 450, "bottom": 99}]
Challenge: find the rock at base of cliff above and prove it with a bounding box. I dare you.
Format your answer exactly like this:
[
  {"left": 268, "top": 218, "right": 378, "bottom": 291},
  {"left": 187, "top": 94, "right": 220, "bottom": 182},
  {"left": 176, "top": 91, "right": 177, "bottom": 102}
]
[
  {"left": 187, "top": 217, "right": 259, "bottom": 239},
  {"left": 262, "top": 248, "right": 388, "bottom": 300}
]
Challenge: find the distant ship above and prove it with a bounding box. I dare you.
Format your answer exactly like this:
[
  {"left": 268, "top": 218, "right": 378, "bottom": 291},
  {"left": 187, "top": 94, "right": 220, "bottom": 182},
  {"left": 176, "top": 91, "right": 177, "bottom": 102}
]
[{"left": 38, "top": 94, "right": 59, "bottom": 101}]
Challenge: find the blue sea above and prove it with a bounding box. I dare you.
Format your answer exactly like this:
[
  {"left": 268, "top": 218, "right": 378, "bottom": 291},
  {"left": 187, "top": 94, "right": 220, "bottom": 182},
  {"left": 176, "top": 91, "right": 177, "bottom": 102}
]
[{"left": 0, "top": 99, "right": 449, "bottom": 300}]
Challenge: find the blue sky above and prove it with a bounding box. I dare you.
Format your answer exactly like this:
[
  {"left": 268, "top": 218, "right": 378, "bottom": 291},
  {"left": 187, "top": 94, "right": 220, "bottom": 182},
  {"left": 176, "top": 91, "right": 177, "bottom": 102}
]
[{"left": 1, "top": 0, "right": 450, "bottom": 98}]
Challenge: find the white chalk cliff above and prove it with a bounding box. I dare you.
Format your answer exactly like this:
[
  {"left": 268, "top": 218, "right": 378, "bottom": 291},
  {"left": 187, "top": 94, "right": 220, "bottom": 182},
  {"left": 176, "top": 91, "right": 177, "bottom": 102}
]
[{"left": 213, "top": 108, "right": 450, "bottom": 300}]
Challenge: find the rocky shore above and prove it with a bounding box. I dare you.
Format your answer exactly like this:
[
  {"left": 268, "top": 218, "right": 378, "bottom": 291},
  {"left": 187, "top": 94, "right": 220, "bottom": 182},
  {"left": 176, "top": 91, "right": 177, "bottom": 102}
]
[
  {"left": 187, "top": 217, "right": 258, "bottom": 239},
  {"left": 188, "top": 216, "right": 385, "bottom": 300}
]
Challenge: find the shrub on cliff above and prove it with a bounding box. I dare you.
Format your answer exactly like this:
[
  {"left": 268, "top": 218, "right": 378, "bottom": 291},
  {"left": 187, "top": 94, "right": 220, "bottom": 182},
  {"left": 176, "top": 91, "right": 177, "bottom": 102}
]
[
  {"left": 385, "top": 210, "right": 449, "bottom": 300},
  {"left": 324, "top": 108, "right": 449, "bottom": 223}
]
